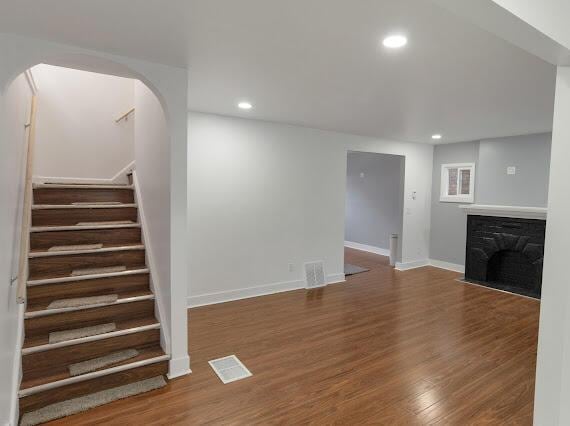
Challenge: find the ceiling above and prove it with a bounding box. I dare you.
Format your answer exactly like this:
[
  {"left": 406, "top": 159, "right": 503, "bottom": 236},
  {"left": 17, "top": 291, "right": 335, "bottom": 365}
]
[{"left": 0, "top": 0, "right": 557, "bottom": 144}]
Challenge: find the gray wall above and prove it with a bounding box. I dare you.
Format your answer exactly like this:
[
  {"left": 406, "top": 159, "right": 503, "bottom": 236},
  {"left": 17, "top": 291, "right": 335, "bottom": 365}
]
[
  {"left": 477, "top": 133, "right": 551, "bottom": 207},
  {"left": 345, "top": 151, "right": 404, "bottom": 250},
  {"left": 430, "top": 133, "right": 551, "bottom": 266},
  {"left": 430, "top": 141, "right": 480, "bottom": 265}
]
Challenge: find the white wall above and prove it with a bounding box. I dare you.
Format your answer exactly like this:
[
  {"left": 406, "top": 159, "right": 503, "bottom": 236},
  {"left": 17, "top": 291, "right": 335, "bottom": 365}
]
[
  {"left": 188, "top": 113, "right": 433, "bottom": 306},
  {"left": 0, "top": 72, "right": 33, "bottom": 423},
  {"left": 534, "top": 67, "right": 570, "bottom": 426},
  {"left": 0, "top": 34, "right": 190, "bottom": 403},
  {"left": 133, "top": 81, "right": 171, "bottom": 351},
  {"left": 32, "top": 64, "right": 135, "bottom": 181}
]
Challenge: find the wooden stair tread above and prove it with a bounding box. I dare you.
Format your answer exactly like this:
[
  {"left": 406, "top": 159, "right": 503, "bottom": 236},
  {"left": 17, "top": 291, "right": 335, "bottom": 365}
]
[
  {"left": 23, "top": 317, "right": 159, "bottom": 349},
  {"left": 31, "top": 223, "right": 141, "bottom": 232},
  {"left": 26, "top": 290, "right": 154, "bottom": 313},
  {"left": 29, "top": 241, "right": 144, "bottom": 253},
  {"left": 33, "top": 183, "right": 134, "bottom": 189},
  {"left": 28, "top": 248, "right": 147, "bottom": 281},
  {"left": 27, "top": 267, "right": 149, "bottom": 286},
  {"left": 20, "top": 346, "right": 165, "bottom": 390},
  {"left": 29, "top": 244, "right": 144, "bottom": 257},
  {"left": 32, "top": 203, "right": 137, "bottom": 209},
  {"left": 29, "top": 264, "right": 148, "bottom": 281}
]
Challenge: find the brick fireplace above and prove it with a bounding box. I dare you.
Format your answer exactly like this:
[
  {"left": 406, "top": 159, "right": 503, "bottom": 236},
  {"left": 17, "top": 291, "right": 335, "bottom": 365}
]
[{"left": 464, "top": 215, "right": 546, "bottom": 299}]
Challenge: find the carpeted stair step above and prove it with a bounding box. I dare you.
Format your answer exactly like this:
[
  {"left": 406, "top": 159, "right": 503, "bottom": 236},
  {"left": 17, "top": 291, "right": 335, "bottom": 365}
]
[
  {"left": 69, "top": 349, "right": 140, "bottom": 376},
  {"left": 47, "top": 294, "right": 119, "bottom": 309},
  {"left": 21, "top": 341, "right": 163, "bottom": 389},
  {"left": 25, "top": 298, "right": 155, "bottom": 338},
  {"left": 49, "top": 323, "right": 117, "bottom": 344},
  {"left": 23, "top": 316, "right": 160, "bottom": 350},
  {"left": 27, "top": 269, "right": 150, "bottom": 308},
  {"left": 26, "top": 290, "right": 153, "bottom": 314},
  {"left": 48, "top": 243, "right": 103, "bottom": 252},
  {"left": 20, "top": 375, "right": 166, "bottom": 426},
  {"left": 19, "top": 357, "right": 168, "bottom": 415},
  {"left": 28, "top": 246, "right": 145, "bottom": 280}
]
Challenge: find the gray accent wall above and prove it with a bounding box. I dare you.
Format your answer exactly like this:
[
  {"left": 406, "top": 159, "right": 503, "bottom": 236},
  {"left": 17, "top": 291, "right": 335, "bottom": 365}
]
[
  {"left": 430, "top": 133, "right": 551, "bottom": 266},
  {"left": 477, "top": 133, "right": 551, "bottom": 207},
  {"left": 345, "top": 151, "right": 404, "bottom": 251},
  {"left": 430, "top": 141, "right": 480, "bottom": 266}
]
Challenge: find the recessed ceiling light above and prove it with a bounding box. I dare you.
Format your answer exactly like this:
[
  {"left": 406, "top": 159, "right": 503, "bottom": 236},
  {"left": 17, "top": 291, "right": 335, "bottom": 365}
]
[
  {"left": 432, "top": 134, "right": 442, "bottom": 140},
  {"left": 238, "top": 101, "right": 253, "bottom": 110},
  {"left": 382, "top": 34, "right": 408, "bottom": 49}
]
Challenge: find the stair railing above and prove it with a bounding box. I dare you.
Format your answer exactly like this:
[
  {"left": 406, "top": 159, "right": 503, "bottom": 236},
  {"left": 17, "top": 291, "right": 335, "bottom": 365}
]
[
  {"left": 115, "top": 107, "right": 135, "bottom": 123},
  {"left": 16, "top": 95, "right": 38, "bottom": 304}
]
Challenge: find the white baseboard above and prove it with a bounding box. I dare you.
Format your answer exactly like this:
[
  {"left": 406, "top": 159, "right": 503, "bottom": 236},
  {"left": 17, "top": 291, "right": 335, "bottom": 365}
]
[
  {"left": 188, "top": 274, "right": 345, "bottom": 308},
  {"left": 344, "top": 241, "right": 390, "bottom": 257},
  {"left": 188, "top": 279, "right": 306, "bottom": 308},
  {"left": 327, "top": 273, "right": 346, "bottom": 284},
  {"left": 429, "top": 259, "right": 465, "bottom": 273},
  {"left": 168, "top": 355, "right": 192, "bottom": 380},
  {"left": 395, "top": 259, "right": 430, "bottom": 271},
  {"left": 394, "top": 259, "right": 465, "bottom": 273},
  {"left": 33, "top": 161, "right": 135, "bottom": 186}
]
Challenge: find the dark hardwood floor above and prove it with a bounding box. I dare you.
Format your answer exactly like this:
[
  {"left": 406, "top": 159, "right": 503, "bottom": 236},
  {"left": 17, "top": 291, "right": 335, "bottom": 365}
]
[{"left": 47, "top": 248, "right": 539, "bottom": 425}]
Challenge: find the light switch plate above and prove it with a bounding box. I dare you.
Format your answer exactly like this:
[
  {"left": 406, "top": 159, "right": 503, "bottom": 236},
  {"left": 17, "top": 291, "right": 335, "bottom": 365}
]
[{"left": 507, "top": 166, "right": 516, "bottom": 175}]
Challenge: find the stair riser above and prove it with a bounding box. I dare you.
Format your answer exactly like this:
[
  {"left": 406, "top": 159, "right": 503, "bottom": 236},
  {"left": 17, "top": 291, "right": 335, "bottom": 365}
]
[
  {"left": 29, "top": 250, "right": 146, "bottom": 280},
  {"left": 22, "top": 330, "right": 160, "bottom": 379},
  {"left": 28, "top": 274, "right": 150, "bottom": 306},
  {"left": 32, "top": 207, "right": 138, "bottom": 227},
  {"left": 30, "top": 227, "right": 142, "bottom": 251},
  {"left": 33, "top": 188, "right": 134, "bottom": 205},
  {"left": 19, "top": 361, "right": 168, "bottom": 413},
  {"left": 25, "top": 300, "right": 156, "bottom": 337}
]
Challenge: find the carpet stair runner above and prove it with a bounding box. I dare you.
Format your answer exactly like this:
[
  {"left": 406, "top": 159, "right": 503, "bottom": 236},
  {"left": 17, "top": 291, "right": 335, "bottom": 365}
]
[{"left": 19, "top": 182, "right": 169, "bottom": 425}]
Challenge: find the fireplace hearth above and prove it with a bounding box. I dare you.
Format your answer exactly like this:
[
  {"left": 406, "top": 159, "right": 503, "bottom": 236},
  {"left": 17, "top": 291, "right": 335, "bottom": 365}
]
[{"left": 464, "top": 215, "right": 545, "bottom": 299}]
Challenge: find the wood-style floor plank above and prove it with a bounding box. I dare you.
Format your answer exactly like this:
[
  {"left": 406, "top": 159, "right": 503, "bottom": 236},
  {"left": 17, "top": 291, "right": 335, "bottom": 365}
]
[{"left": 44, "top": 248, "right": 539, "bottom": 425}]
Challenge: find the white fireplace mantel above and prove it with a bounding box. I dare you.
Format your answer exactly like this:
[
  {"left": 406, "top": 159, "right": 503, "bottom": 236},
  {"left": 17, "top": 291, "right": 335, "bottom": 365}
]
[{"left": 459, "top": 204, "right": 547, "bottom": 220}]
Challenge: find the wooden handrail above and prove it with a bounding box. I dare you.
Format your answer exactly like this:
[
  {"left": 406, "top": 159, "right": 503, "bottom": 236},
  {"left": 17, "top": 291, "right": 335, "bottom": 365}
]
[
  {"left": 17, "top": 95, "right": 37, "bottom": 304},
  {"left": 115, "top": 107, "right": 135, "bottom": 123}
]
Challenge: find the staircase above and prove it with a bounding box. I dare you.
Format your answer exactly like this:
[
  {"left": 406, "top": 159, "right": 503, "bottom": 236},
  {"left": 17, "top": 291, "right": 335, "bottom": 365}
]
[{"left": 19, "top": 182, "right": 168, "bottom": 425}]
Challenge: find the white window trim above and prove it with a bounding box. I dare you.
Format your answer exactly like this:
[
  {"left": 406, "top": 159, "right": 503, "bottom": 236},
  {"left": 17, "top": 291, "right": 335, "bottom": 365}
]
[{"left": 440, "top": 162, "right": 475, "bottom": 203}]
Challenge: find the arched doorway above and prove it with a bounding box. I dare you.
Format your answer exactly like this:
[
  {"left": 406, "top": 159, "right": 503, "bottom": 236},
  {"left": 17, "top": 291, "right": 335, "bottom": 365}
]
[{"left": 0, "top": 43, "right": 189, "bottom": 423}]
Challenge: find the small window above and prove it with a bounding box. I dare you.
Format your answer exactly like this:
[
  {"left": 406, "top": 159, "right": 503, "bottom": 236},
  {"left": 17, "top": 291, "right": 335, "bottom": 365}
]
[{"left": 440, "top": 163, "right": 475, "bottom": 203}]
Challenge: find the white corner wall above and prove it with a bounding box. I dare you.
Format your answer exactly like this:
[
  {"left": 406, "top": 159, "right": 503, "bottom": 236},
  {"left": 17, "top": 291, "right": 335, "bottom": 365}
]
[
  {"left": 32, "top": 64, "right": 135, "bottom": 181},
  {"left": 0, "top": 72, "right": 33, "bottom": 424},
  {"left": 187, "top": 113, "right": 433, "bottom": 307},
  {"left": 534, "top": 66, "right": 570, "bottom": 426},
  {"left": 133, "top": 80, "right": 171, "bottom": 351}
]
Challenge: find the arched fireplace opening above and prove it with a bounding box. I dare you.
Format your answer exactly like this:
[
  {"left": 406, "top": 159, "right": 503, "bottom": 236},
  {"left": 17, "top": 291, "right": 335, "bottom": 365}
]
[{"left": 464, "top": 216, "right": 545, "bottom": 299}]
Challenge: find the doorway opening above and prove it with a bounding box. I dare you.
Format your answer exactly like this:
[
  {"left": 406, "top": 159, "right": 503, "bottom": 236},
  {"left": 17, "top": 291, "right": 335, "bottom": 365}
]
[{"left": 344, "top": 151, "right": 405, "bottom": 275}]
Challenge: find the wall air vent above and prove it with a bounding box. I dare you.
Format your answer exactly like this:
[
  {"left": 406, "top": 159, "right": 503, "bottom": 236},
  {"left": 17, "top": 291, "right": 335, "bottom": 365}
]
[{"left": 304, "top": 261, "right": 326, "bottom": 289}]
